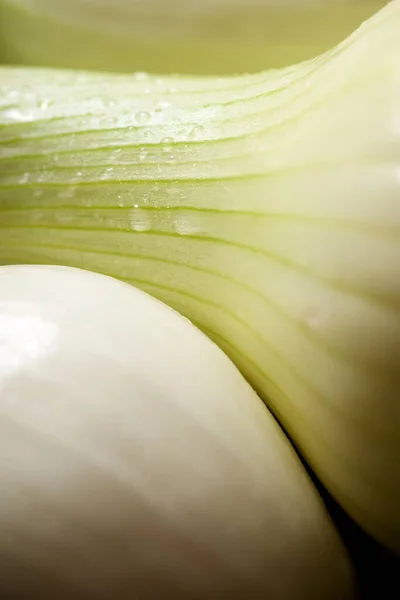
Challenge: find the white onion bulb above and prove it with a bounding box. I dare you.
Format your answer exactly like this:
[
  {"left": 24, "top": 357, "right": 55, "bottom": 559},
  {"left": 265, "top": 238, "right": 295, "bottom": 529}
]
[{"left": 0, "top": 265, "right": 354, "bottom": 599}]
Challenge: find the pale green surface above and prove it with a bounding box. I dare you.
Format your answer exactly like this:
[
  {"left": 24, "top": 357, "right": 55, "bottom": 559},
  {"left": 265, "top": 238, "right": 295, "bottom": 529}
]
[
  {"left": 0, "top": 1, "right": 399, "bottom": 552},
  {"left": 0, "top": 0, "right": 388, "bottom": 74}
]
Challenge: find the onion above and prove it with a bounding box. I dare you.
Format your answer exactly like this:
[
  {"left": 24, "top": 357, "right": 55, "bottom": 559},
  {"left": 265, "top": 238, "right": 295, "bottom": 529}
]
[
  {"left": 0, "top": 265, "right": 354, "bottom": 599},
  {"left": 1, "top": 0, "right": 399, "bottom": 552}
]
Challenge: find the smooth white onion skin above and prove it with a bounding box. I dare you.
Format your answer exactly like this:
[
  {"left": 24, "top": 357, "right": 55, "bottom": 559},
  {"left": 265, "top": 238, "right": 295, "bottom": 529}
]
[{"left": 0, "top": 265, "right": 354, "bottom": 599}]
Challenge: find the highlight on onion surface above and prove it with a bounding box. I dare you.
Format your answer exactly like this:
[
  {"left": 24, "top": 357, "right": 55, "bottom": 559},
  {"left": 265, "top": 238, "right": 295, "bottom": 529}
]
[
  {"left": 0, "top": 265, "right": 355, "bottom": 599},
  {"left": 0, "top": 0, "right": 399, "bottom": 553},
  {"left": 0, "top": 0, "right": 388, "bottom": 74}
]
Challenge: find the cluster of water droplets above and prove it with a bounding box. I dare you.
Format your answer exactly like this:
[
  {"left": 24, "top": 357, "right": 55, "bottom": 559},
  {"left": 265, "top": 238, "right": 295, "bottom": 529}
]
[
  {"left": 5, "top": 70, "right": 208, "bottom": 241},
  {"left": 0, "top": 83, "right": 59, "bottom": 126}
]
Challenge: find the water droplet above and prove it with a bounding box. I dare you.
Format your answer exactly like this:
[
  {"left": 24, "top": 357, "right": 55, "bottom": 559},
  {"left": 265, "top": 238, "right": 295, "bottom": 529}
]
[
  {"left": 59, "top": 187, "right": 76, "bottom": 199},
  {"left": 132, "top": 221, "right": 149, "bottom": 232},
  {"left": 139, "top": 147, "right": 148, "bottom": 161},
  {"left": 4, "top": 109, "right": 33, "bottom": 123},
  {"left": 130, "top": 207, "right": 150, "bottom": 232},
  {"left": 134, "top": 72, "right": 149, "bottom": 82},
  {"left": 19, "top": 173, "right": 30, "bottom": 184},
  {"left": 7, "top": 90, "right": 19, "bottom": 101},
  {"left": 168, "top": 87, "right": 177, "bottom": 94},
  {"left": 136, "top": 111, "right": 150, "bottom": 125},
  {"left": 117, "top": 194, "right": 124, "bottom": 207},
  {"left": 36, "top": 172, "right": 47, "bottom": 184},
  {"left": 33, "top": 189, "right": 43, "bottom": 198},
  {"left": 111, "top": 148, "right": 122, "bottom": 160},
  {"left": 174, "top": 218, "right": 199, "bottom": 236},
  {"left": 189, "top": 125, "right": 204, "bottom": 140},
  {"left": 161, "top": 137, "right": 174, "bottom": 153},
  {"left": 305, "top": 306, "right": 327, "bottom": 330},
  {"left": 100, "top": 168, "right": 111, "bottom": 181},
  {"left": 89, "top": 97, "right": 105, "bottom": 110},
  {"left": 158, "top": 101, "right": 170, "bottom": 109},
  {"left": 39, "top": 98, "right": 52, "bottom": 111}
]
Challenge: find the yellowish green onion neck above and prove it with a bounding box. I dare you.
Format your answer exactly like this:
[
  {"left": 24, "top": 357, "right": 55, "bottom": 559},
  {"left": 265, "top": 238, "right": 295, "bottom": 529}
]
[
  {"left": 0, "top": 1, "right": 400, "bottom": 552},
  {"left": 0, "top": 0, "right": 388, "bottom": 74}
]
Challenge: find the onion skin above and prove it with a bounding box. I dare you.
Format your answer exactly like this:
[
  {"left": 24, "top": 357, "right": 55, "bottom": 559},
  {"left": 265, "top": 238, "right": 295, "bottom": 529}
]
[{"left": 0, "top": 265, "right": 354, "bottom": 599}]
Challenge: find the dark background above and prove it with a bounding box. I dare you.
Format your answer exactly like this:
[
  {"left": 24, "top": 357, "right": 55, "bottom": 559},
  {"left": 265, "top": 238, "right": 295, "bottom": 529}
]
[
  {"left": 305, "top": 462, "right": 398, "bottom": 599},
  {"left": 280, "top": 418, "right": 399, "bottom": 600},
  {"left": 322, "top": 487, "right": 398, "bottom": 600}
]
